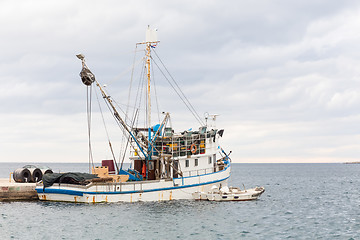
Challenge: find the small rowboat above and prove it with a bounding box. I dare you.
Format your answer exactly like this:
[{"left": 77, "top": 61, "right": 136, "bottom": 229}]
[{"left": 193, "top": 185, "right": 265, "bottom": 201}]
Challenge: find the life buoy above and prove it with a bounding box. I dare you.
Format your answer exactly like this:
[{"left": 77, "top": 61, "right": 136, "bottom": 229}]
[{"left": 190, "top": 144, "right": 197, "bottom": 154}]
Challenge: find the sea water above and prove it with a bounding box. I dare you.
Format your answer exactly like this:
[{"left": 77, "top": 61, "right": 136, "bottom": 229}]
[{"left": 0, "top": 163, "right": 359, "bottom": 239}]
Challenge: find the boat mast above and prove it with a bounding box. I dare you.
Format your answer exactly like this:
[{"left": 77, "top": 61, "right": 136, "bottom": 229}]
[
  {"left": 146, "top": 42, "right": 152, "bottom": 163},
  {"left": 146, "top": 42, "right": 151, "bottom": 132},
  {"left": 139, "top": 26, "right": 159, "bottom": 154},
  {"left": 136, "top": 26, "right": 159, "bottom": 179}
]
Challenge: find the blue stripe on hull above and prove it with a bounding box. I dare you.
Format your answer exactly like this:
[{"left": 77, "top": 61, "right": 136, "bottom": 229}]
[
  {"left": 36, "top": 188, "right": 84, "bottom": 196},
  {"left": 36, "top": 175, "right": 230, "bottom": 196}
]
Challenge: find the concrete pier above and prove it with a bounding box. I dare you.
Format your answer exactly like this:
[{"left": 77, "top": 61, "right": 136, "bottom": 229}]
[{"left": 0, "top": 178, "right": 38, "bottom": 201}]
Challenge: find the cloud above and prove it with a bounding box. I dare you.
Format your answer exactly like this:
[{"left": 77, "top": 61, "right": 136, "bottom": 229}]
[{"left": 0, "top": 0, "right": 359, "bottom": 163}]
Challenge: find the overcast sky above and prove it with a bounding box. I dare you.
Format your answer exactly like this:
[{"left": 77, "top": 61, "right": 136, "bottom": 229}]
[{"left": 0, "top": 0, "right": 359, "bottom": 163}]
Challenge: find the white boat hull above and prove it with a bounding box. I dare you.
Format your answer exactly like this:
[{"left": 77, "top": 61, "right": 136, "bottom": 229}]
[
  {"left": 193, "top": 186, "right": 265, "bottom": 201},
  {"left": 36, "top": 164, "right": 230, "bottom": 203}
]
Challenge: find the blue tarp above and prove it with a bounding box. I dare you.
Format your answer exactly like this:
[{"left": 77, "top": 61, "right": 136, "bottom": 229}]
[{"left": 119, "top": 169, "right": 143, "bottom": 181}]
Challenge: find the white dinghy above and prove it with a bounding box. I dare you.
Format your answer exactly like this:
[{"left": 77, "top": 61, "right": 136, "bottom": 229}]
[{"left": 193, "top": 185, "right": 265, "bottom": 201}]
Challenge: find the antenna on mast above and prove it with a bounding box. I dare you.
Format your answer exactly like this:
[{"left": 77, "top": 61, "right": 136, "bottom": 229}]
[
  {"left": 208, "top": 114, "right": 219, "bottom": 128},
  {"left": 146, "top": 25, "right": 158, "bottom": 43}
]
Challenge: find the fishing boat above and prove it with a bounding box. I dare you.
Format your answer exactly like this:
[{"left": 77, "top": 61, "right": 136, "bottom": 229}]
[{"left": 36, "top": 27, "right": 232, "bottom": 203}]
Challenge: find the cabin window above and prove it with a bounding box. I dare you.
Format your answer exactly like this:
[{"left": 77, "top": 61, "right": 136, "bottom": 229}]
[
  {"left": 195, "top": 159, "right": 198, "bottom": 166},
  {"left": 173, "top": 160, "right": 179, "bottom": 178},
  {"left": 185, "top": 159, "right": 189, "bottom": 167},
  {"left": 208, "top": 156, "right": 212, "bottom": 164}
]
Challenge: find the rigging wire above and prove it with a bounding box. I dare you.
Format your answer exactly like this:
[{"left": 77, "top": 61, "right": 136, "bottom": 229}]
[
  {"left": 130, "top": 58, "right": 146, "bottom": 131},
  {"left": 106, "top": 53, "right": 144, "bottom": 87},
  {"left": 86, "top": 44, "right": 208, "bottom": 175},
  {"left": 152, "top": 49, "right": 205, "bottom": 126},
  {"left": 151, "top": 56, "right": 205, "bottom": 126},
  {"left": 126, "top": 44, "right": 139, "bottom": 124},
  {"left": 151, "top": 57, "right": 161, "bottom": 123},
  {"left": 100, "top": 92, "right": 146, "bottom": 160},
  {"left": 99, "top": 85, "right": 133, "bottom": 125},
  {"left": 94, "top": 88, "right": 119, "bottom": 173},
  {"left": 153, "top": 49, "right": 205, "bottom": 126},
  {"left": 138, "top": 63, "right": 147, "bottom": 129},
  {"left": 101, "top": 96, "right": 130, "bottom": 137},
  {"left": 120, "top": 108, "right": 139, "bottom": 171},
  {"left": 119, "top": 44, "right": 140, "bottom": 170},
  {"left": 86, "top": 85, "right": 95, "bottom": 173}
]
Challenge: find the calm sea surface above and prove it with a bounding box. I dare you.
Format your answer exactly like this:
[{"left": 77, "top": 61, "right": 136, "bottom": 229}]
[{"left": 0, "top": 163, "right": 359, "bottom": 239}]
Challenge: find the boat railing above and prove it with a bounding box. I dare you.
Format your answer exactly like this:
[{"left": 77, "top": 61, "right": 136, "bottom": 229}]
[
  {"left": 181, "top": 167, "right": 216, "bottom": 177},
  {"left": 130, "top": 130, "right": 218, "bottom": 158}
]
